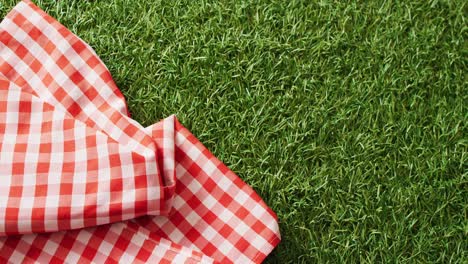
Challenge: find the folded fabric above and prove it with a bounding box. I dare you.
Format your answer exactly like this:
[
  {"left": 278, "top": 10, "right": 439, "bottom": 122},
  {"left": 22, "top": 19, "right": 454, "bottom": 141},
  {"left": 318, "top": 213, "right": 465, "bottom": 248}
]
[{"left": 0, "top": 1, "right": 280, "bottom": 263}]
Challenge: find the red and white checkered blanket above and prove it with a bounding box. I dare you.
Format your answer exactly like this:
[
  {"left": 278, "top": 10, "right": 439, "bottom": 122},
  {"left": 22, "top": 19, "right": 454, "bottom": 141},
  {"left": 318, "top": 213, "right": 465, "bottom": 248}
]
[{"left": 0, "top": 1, "right": 280, "bottom": 262}]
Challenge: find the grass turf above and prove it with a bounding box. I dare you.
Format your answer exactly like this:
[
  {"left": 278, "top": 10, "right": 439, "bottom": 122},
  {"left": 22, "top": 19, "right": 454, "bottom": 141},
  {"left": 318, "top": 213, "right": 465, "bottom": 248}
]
[{"left": 1, "top": 0, "right": 467, "bottom": 262}]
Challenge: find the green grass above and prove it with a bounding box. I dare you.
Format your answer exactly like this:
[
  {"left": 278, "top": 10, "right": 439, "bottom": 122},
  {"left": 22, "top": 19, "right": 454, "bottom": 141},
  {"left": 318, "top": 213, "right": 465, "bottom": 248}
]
[{"left": 1, "top": 0, "right": 467, "bottom": 262}]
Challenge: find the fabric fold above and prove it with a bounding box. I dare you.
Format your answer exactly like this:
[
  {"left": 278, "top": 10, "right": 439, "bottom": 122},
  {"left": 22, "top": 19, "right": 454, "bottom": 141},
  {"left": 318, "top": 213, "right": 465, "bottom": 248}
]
[
  {"left": 0, "top": 75, "right": 165, "bottom": 235},
  {"left": 0, "top": 0, "right": 280, "bottom": 263}
]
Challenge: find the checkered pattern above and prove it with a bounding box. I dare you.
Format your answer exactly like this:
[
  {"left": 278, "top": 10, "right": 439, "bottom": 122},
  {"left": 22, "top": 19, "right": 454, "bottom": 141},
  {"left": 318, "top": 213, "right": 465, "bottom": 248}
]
[
  {"left": 0, "top": 1, "right": 280, "bottom": 263},
  {"left": 0, "top": 77, "right": 165, "bottom": 236}
]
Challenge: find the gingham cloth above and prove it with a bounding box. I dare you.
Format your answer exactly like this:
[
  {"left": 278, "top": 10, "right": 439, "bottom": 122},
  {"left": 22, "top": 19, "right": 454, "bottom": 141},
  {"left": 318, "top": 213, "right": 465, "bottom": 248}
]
[{"left": 0, "top": 1, "right": 280, "bottom": 263}]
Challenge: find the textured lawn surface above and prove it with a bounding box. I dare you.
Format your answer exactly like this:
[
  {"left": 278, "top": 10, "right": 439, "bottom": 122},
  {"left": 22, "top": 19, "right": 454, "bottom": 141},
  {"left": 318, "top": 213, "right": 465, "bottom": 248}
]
[{"left": 1, "top": 0, "right": 467, "bottom": 263}]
